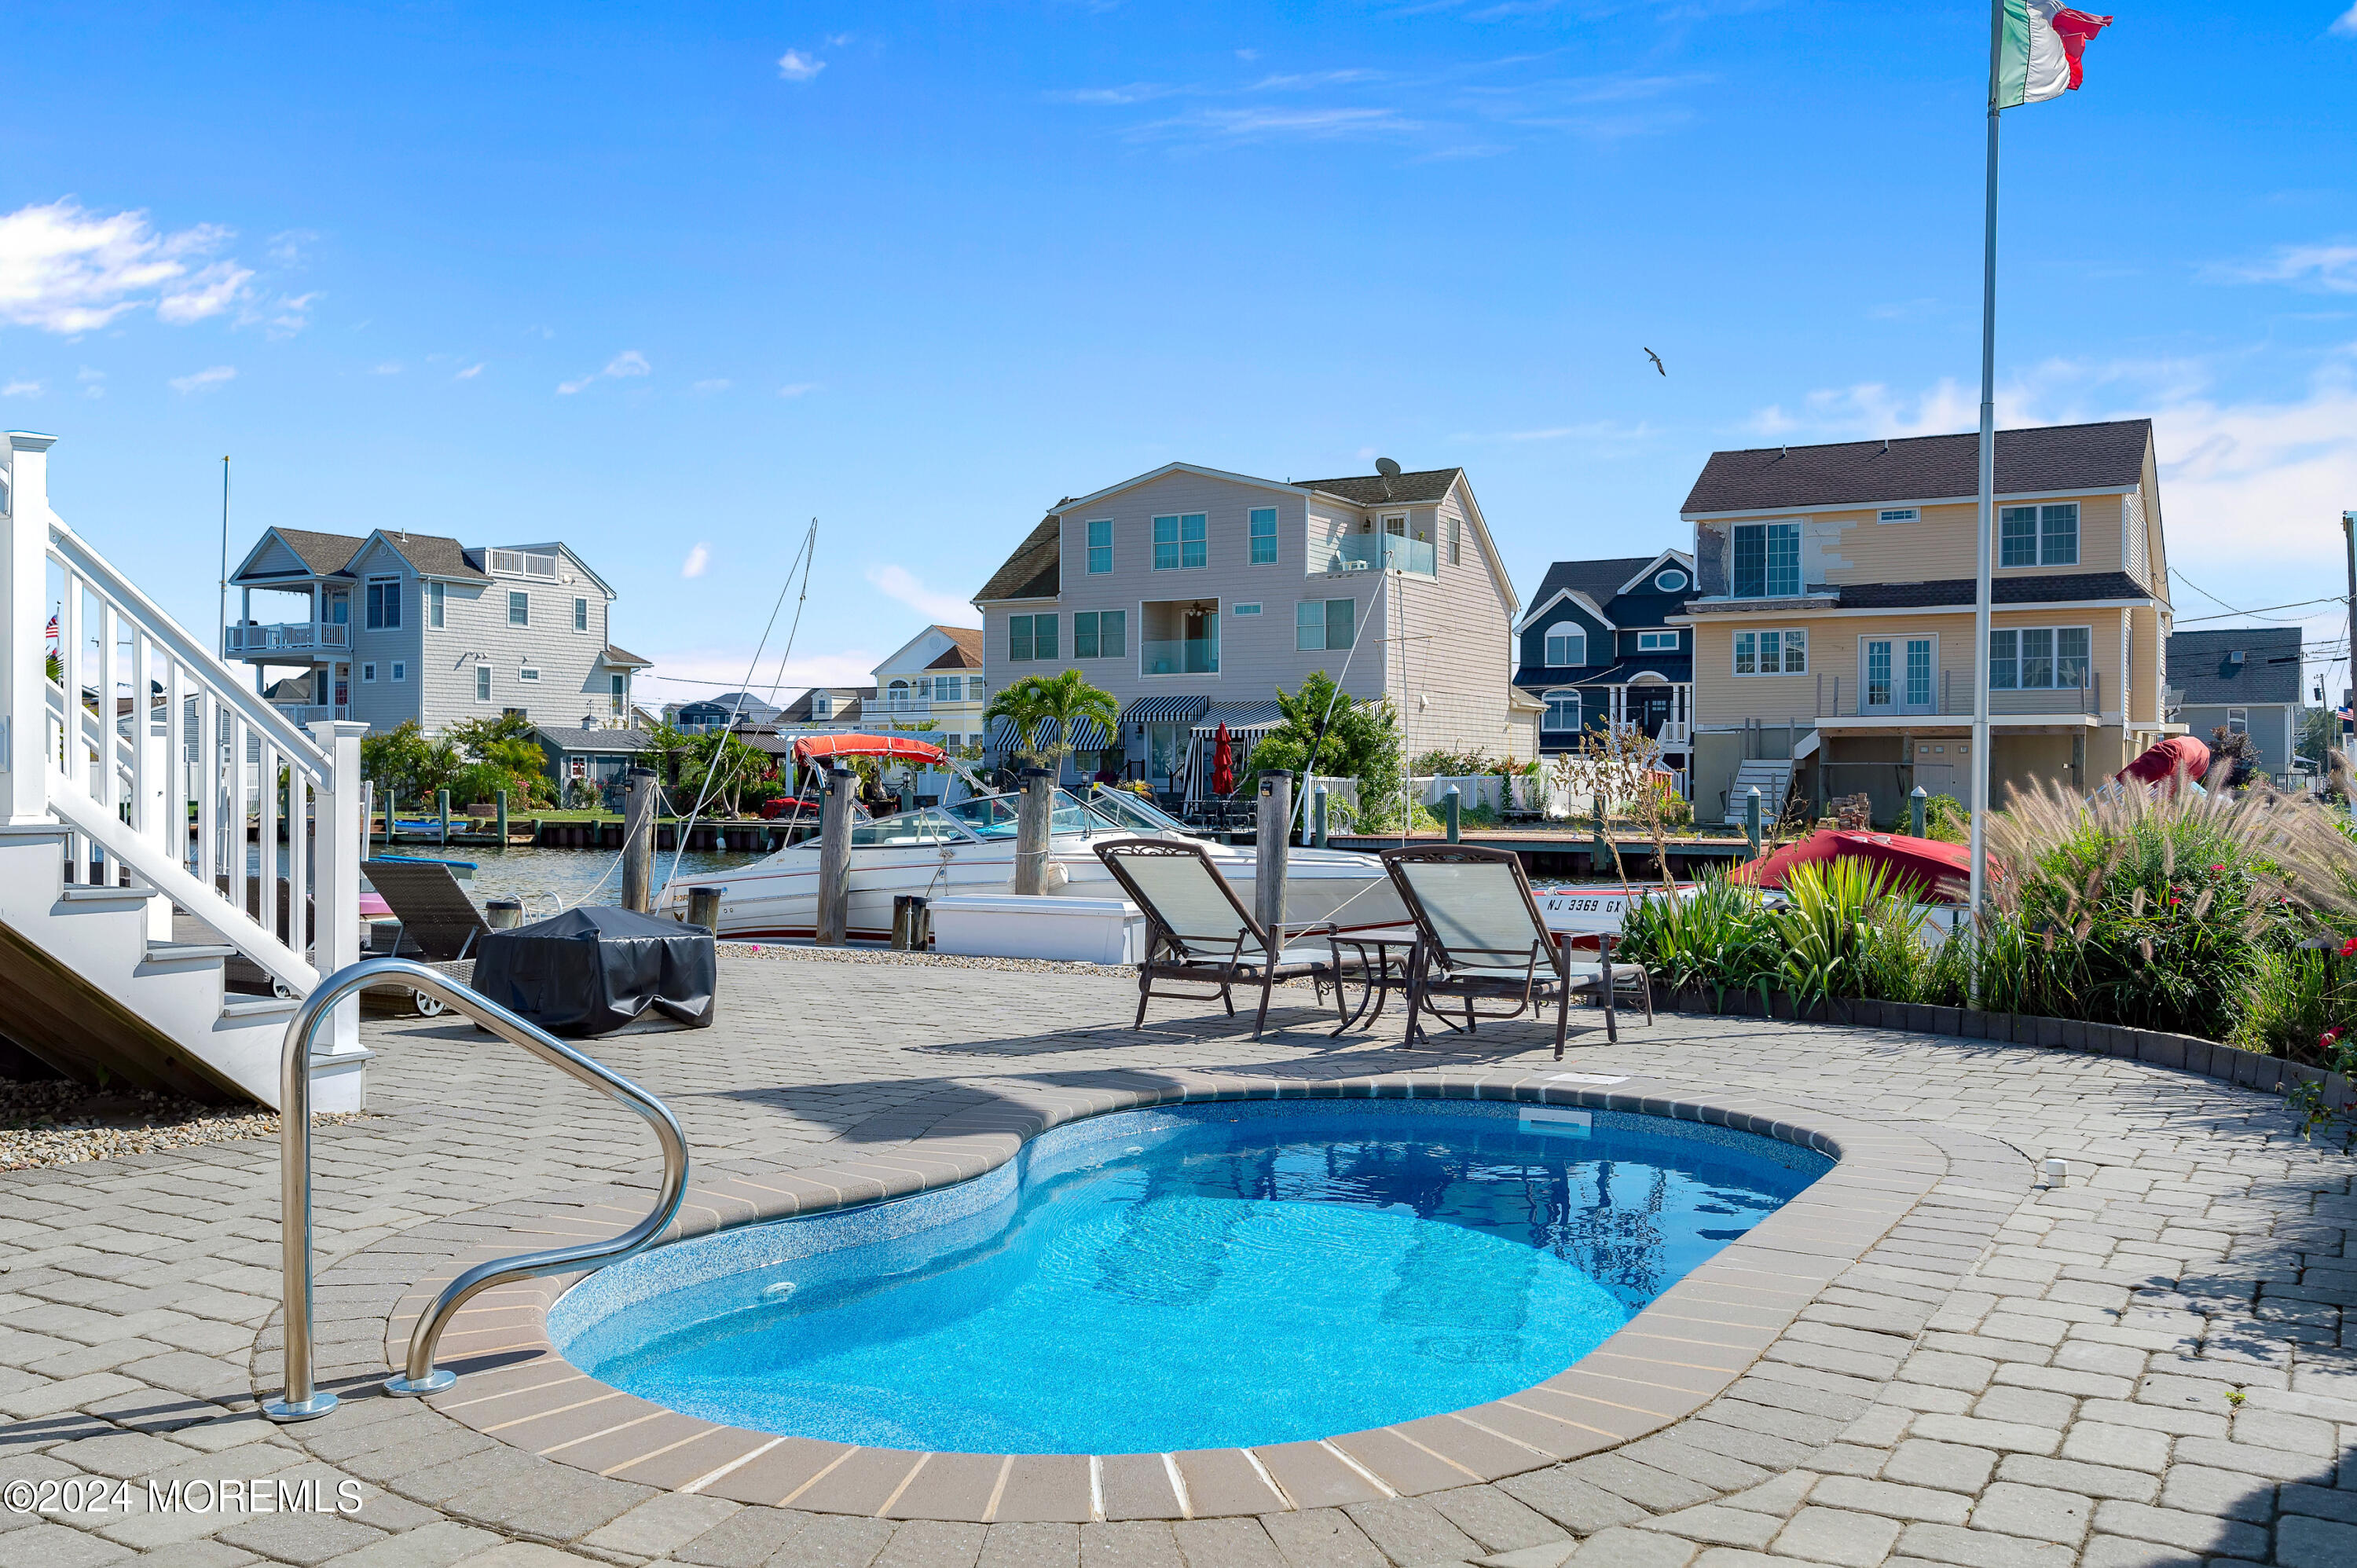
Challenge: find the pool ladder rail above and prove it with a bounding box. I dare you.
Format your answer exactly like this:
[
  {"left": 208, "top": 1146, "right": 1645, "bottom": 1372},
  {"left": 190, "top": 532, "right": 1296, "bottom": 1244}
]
[{"left": 262, "top": 957, "right": 691, "bottom": 1423}]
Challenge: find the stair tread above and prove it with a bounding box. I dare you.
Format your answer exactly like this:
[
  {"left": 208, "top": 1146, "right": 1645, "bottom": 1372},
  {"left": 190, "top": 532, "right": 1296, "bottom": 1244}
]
[
  {"left": 219, "top": 997, "right": 300, "bottom": 1019},
  {"left": 60, "top": 882, "right": 157, "bottom": 901},
  {"left": 145, "top": 940, "right": 240, "bottom": 962}
]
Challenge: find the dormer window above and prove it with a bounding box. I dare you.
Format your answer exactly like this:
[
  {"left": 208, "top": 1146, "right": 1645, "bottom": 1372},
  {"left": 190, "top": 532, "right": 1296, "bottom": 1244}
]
[
  {"left": 1544, "top": 622, "right": 1586, "bottom": 667},
  {"left": 1654, "top": 568, "right": 1688, "bottom": 592}
]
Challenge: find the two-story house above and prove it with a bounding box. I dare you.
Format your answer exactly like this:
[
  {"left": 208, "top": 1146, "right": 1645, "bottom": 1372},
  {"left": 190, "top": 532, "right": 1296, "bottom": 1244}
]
[
  {"left": 669, "top": 691, "right": 787, "bottom": 732},
  {"left": 1512, "top": 550, "right": 1698, "bottom": 787},
  {"left": 971, "top": 460, "right": 1519, "bottom": 798},
  {"left": 872, "top": 625, "right": 986, "bottom": 753},
  {"left": 225, "top": 529, "right": 647, "bottom": 736},
  {"left": 2167, "top": 627, "right": 2300, "bottom": 776},
  {"left": 1679, "top": 419, "right": 2176, "bottom": 825}
]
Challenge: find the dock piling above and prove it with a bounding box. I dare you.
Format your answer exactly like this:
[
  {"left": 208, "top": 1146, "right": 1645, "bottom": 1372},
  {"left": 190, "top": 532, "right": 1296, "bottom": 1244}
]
[
  {"left": 1442, "top": 785, "right": 1461, "bottom": 844},
  {"left": 816, "top": 767, "right": 855, "bottom": 943},
  {"left": 1745, "top": 786, "right": 1762, "bottom": 856},
  {"left": 1255, "top": 771, "right": 1291, "bottom": 934},
  {"left": 621, "top": 768, "right": 657, "bottom": 912},
  {"left": 1910, "top": 785, "right": 1927, "bottom": 839}
]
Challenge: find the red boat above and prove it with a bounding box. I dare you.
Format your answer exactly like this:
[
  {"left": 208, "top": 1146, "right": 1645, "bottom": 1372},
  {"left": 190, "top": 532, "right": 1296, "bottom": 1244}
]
[{"left": 1731, "top": 828, "right": 1974, "bottom": 903}]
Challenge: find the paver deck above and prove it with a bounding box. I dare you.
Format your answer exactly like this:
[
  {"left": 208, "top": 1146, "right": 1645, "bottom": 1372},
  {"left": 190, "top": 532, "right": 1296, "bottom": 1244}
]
[{"left": 1, "top": 949, "right": 2352, "bottom": 1568}]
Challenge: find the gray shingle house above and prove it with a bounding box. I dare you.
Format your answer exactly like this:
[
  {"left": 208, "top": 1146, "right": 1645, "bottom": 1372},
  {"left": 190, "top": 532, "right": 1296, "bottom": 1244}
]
[
  {"left": 2167, "top": 627, "right": 2300, "bottom": 773},
  {"left": 226, "top": 528, "right": 647, "bottom": 736}
]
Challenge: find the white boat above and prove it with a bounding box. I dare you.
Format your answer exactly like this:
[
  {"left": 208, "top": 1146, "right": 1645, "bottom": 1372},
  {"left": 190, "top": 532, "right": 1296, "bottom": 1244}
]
[{"left": 654, "top": 771, "right": 1408, "bottom": 943}]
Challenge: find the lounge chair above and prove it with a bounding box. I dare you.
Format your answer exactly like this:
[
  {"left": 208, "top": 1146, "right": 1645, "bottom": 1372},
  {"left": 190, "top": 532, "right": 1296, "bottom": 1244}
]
[
  {"left": 363, "top": 859, "right": 492, "bottom": 962},
  {"left": 1380, "top": 844, "right": 1652, "bottom": 1058},
  {"left": 1093, "top": 837, "right": 1363, "bottom": 1039}
]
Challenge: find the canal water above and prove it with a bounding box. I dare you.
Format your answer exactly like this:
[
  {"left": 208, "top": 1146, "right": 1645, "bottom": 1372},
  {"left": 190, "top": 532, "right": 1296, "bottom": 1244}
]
[{"left": 246, "top": 844, "right": 771, "bottom": 916}]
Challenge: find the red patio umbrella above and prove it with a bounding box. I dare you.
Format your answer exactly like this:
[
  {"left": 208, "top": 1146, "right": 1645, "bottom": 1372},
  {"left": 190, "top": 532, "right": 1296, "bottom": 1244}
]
[
  {"left": 1211, "top": 723, "right": 1235, "bottom": 796},
  {"left": 1729, "top": 828, "right": 1975, "bottom": 903}
]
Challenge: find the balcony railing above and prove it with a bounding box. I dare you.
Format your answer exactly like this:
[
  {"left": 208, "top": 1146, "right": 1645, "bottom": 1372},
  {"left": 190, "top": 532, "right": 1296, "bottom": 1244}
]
[
  {"left": 1814, "top": 669, "right": 2102, "bottom": 719},
  {"left": 225, "top": 622, "right": 351, "bottom": 657},
  {"left": 273, "top": 702, "right": 353, "bottom": 726},
  {"left": 1142, "top": 638, "right": 1219, "bottom": 676},
  {"left": 1325, "top": 534, "right": 1436, "bottom": 576}
]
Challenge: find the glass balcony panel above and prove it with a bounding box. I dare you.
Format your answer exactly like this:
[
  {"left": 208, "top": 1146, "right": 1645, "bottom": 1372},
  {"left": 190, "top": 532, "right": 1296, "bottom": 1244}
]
[
  {"left": 1326, "top": 534, "right": 1436, "bottom": 575},
  {"left": 1140, "top": 638, "right": 1219, "bottom": 676}
]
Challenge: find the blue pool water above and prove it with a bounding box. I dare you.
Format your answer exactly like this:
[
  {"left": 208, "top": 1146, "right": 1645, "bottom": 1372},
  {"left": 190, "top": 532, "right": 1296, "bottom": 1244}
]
[{"left": 550, "top": 1100, "right": 1831, "bottom": 1454}]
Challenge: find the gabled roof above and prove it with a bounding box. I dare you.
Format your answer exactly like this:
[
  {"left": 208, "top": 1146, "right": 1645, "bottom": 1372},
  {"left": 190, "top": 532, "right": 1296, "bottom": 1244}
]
[
  {"left": 599, "top": 645, "right": 651, "bottom": 669},
  {"left": 1516, "top": 557, "right": 1657, "bottom": 632},
  {"left": 926, "top": 627, "right": 984, "bottom": 669},
  {"left": 975, "top": 515, "right": 1061, "bottom": 603},
  {"left": 258, "top": 527, "right": 367, "bottom": 577},
  {"left": 1615, "top": 549, "right": 1698, "bottom": 598},
  {"left": 533, "top": 726, "right": 651, "bottom": 753},
  {"left": 2167, "top": 627, "right": 2301, "bottom": 706},
  {"left": 1682, "top": 419, "right": 2154, "bottom": 515},
  {"left": 354, "top": 530, "right": 490, "bottom": 581},
  {"left": 1295, "top": 467, "right": 1464, "bottom": 507}
]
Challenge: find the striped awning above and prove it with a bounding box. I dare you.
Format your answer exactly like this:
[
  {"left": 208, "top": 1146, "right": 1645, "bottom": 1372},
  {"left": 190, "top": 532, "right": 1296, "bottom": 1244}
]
[
  {"left": 1192, "top": 701, "right": 1286, "bottom": 736},
  {"left": 1118, "top": 695, "right": 1212, "bottom": 727},
  {"left": 1062, "top": 716, "right": 1113, "bottom": 752},
  {"left": 987, "top": 716, "right": 1114, "bottom": 753}
]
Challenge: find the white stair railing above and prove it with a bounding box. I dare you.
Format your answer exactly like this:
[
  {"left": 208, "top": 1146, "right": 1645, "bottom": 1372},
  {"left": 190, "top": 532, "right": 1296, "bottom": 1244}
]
[{"left": 2, "top": 432, "right": 364, "bottom": 1048}]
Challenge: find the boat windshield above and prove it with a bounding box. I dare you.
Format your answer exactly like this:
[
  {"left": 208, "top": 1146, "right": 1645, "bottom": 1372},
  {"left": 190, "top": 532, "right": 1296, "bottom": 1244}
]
[
  {"left": 1082, "top": 785, "right": 1192, "bottom": 836},
  {"left": 848, "top": 808, "right": 978, "bottom": 848},
  {"left": 940, "top": 789, "right": 1113, "bottom": 840}
]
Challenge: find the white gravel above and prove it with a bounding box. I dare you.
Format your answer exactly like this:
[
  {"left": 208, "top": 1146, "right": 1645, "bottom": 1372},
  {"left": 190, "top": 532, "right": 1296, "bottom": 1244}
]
[{"left": 0, "top": 1080, "right": 369, "bottom": 1171}]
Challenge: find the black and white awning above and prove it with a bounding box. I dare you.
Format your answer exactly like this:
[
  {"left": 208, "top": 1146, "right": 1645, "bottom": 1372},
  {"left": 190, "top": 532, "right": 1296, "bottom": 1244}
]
[{"left": 1118, "top": 695, "right": 1213, "bottom": 727}]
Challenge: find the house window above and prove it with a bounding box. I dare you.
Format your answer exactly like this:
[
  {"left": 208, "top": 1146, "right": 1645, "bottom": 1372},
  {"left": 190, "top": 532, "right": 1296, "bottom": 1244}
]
[
  {"left": 1636, "top": 631, "right": 1678, "bottom": 652},
  {"left": 1655, "top": 569, "right": 1687, "bottom": 592},
  {"left": 2228, "top": 707, "right": 2248, "bottom": 736},
  {"left": 1541, "top": 690, "right": 1581, "bottom": 733},
  {"left": 967, "top": 676, "right": 985, "bottom": 701},
  {"left": 390, "top": 661, "right": 405, "bottom": 683},
  {"left": 361, "top": 662, "right": 376, "bottom": 683},
  {"left": 888, "top": 679, "right": 911, "bottom": 706},
  {"left": 1231, "top": 603, "right": 1262, "bottom": 616},
  {"left": 519, "top": 665, "right": 541, "bottom": 683},
  {"left": 1009, "top": 614, "right": 1058, "bottom": 661},
  {"left": 427, "top": 581, "right": 445, "bottom": 628},
  {"left": 365, "top": 579, "right": 401, "bottom": 629},
  {"left": 1734, "top": 628, "right": 1808, "bottom": 676},
  {"left": 1448, "top": 518, "right": 1461, "bottom": 566},
  {"left": 1153, "top": 513, "right": 1207, "bottom": 570},
  {"left": 1544, "top": 622, "right": 1586, "bottom": 667},
  {"left": 812, "top": 695, "right": 830, "bottom": 718},
  {"left": 1074, "top": 611, "right": 1107, "bottom": 658},
  {"left": 1988, "top": 625, "right": 2091, "bottom": 689},
  {"left": 1087, "top": 519, "right": 1113, "bottom": 575},
  {"left": 508, "top": 590, "right": 530, "bottom": 626},
  {"left": 1877, "top": 507, "right": 1919, "bottom": 524},
  {"left": 1009, "top": 616, "right": 1032, "bottom": 662},
  {"left": 328, "top": 592, "right": 349, "bottom": 625},
  {"left": 475, "top": 665, "right": 492, "bottom": 702},
  {"left": 1731, "top": 522, "right": 1801, "bottom": 598},
  {"left": 574, "top": 597, "right": 589, "bottom": 632},
  {"left": 1296, "top": 599, "right": 1354, "bottom": 652},
  {"left": 1999, "top": 503, "right": 2079, "bottom": 567},
  {"left": 1249, "top": 507, "right": 1278, "bottom": 565}
]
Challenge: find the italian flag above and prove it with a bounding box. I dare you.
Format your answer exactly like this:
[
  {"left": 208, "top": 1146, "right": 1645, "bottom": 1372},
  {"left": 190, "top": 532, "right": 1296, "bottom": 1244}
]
[{"left": 1992, "top": 0, "right": 2114, "bottom": 108}]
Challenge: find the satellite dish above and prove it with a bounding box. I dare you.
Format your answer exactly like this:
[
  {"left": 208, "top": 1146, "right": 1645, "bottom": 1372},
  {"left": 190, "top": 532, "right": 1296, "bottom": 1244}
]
[{"left": 1374, "top": 457, "right": 1402, "bottom": 479}]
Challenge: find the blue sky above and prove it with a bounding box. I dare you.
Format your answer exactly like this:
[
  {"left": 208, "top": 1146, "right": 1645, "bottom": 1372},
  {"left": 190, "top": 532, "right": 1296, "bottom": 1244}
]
[{"left": 4, "top": 2, "right": 2355, "bottom": 702}]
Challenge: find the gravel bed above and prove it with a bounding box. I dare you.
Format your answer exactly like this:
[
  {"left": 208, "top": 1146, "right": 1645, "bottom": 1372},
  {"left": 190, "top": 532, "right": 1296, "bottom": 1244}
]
[{"left": 0, "top": 1080, "right": 368, "bottom": 1171}]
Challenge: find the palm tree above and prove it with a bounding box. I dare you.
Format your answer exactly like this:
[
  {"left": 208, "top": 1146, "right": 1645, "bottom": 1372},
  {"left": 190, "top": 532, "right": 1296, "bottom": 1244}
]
[{"left": 984, "top": 669, "right": 1120, "bottom": 775}]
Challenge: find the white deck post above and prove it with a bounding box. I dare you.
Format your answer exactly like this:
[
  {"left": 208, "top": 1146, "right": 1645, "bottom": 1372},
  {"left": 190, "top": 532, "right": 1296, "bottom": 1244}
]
[
  {"left": 310, "top": 719, "right": 368, "bottom": 1059},
  {"left": 1, "top": 433, "right": 55, "bottom": 825}
]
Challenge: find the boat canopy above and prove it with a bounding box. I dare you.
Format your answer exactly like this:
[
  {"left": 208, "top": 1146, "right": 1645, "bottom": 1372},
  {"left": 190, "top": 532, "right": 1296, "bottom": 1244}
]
[{"left": 791, "top": 733, "right": 948, "bottom": 768}]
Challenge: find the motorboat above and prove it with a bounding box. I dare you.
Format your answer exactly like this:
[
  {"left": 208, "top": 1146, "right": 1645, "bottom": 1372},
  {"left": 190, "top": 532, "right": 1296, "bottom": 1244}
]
[
  {"left": 1531, "top": 881, "right": 1695, "bottom": 948},
  {"left": 651, "top": 735, "right": 1409, "bottom": 942}
]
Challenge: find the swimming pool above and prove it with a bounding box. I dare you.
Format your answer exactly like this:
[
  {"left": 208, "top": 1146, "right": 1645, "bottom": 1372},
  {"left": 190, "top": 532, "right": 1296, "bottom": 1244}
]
[{"left": 549, "top": 1099, "right": 1831, "bottom": 1455}]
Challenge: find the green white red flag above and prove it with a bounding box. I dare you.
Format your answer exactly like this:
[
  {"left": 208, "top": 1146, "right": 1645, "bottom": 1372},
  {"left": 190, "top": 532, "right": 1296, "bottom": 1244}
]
[{"left": 1992, "top": 0, "right": 2113, "bottom": 108}]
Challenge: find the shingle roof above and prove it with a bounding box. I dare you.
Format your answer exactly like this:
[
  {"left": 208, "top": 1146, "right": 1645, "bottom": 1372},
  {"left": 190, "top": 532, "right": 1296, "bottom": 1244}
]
[
  {"left": 600, "top": 644, "right": 651, "bottom": 669},
  {"left": 975, "top": 515, "right": 1061, "bottom": 603},
  {"left": 1523, "top": 557, "right": 1662, "bottom": 623},
  {"left": 533, "top": 726, "right": 650, "bottom": 753},
  {"left": 1295, "top": 467, "right": 1463, "bottom": 507},
  {"left": 373, "top": 531, "right": 490, "bottom": 581},
  {"left": 1682, "top": 419, "right": 2152, "bottom": 515},
  {"left": 268, "top": 528, "right": 368, "bottom": 576},
  {"left": 1813, "top": 572, "right": 2154, "bottom": 610},
  {"left": 926, "top": 627, "right": 984, "bottom": 669},
  {"left": 2168, "top": 628, "right": 2302, "bottom": 706}
]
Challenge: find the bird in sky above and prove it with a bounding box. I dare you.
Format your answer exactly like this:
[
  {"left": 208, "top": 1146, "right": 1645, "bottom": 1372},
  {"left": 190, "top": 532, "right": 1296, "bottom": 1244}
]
[{"left": 1644, "top": 348, "right": 1666, "bottom": 376}]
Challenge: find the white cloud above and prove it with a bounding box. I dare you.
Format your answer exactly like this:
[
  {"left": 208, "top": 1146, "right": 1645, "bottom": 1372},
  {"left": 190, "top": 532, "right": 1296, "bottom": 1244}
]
[
  {"left": 866, "top": 564, "right": 982, "bottom": 628},
  {"left": 0, "top": 200, "right": 252, "bottom": 334},
  {"left": 258, "top": 290, "right": 320, "bottom": 338},
  {"left": 2219, "top": 243, "right": 2357, "bottom": 295},
  {"left": 2333, "top": 2, "right": 2357, "bottom": 36},
  {"left": 778, "top": 381, "right": 818, "bottom": 397},
  {"left": 777, "top": 49, "right": 825, "bottom": 82},
  {"left": 557, "top": 348, "right": 651, "bottom": 394},
  {"left": 692, "top": 377, "right": 731, "bottom": 394},
  {"left": 1050, "top": 83, "right": 1177, "bottom": 105},
  {"left": 169, "top": 365, "right": 236, "bottom": 394},
  {"left": 371, "top": 361, "right": 401, "bottom": 376},
  {"left": 1131, "top": 105, "right": 1417, "bottom": 143},
  {"left": 681, "top": 543, "right": 710, "bottom": 578},
  {"left": 266, "top": 229, "right": 318, "bottom": 267},
  {"left": 76, "top": 366, "right": 103, "bottom": 399},
  {"left": 453, "top": 362, "right": 484, "bottom": 380},
  {"left": 2, "top": 379, "right": 39, "bottom": 398}
]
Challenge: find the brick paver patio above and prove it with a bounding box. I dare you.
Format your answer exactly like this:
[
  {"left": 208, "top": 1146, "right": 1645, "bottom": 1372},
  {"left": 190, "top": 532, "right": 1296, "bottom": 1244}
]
[{"left": 1, "top": 949, "right": 2352, "bottom": 1568}]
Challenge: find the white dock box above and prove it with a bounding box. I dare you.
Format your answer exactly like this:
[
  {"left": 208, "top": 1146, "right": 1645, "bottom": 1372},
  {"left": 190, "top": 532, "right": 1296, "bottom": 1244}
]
[{"left": 927, "top": 895, "right": 1146, "bottom": 965}]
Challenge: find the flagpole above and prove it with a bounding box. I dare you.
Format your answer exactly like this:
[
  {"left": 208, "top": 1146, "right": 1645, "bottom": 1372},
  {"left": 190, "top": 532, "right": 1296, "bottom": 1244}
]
[{"left": 1968, "top": 15, "right": 2003, "bottom": 993}]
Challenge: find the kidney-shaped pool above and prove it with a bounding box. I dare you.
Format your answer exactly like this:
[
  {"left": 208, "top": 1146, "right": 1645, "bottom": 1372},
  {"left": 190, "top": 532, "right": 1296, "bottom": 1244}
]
[{"left": 549, "top": 1099, "right": 1831, "bottom": 1455}]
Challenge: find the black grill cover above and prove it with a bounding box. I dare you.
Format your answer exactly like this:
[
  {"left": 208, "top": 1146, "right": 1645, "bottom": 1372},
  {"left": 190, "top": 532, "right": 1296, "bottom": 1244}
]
[{"left": 471, "top": 907, "right": 717, "bottom": 1036}]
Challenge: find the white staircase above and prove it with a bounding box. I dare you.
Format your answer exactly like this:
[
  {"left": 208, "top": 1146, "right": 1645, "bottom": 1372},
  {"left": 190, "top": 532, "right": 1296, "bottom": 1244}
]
[
  {"left": 1723, "top": 757, "right": 1795, "bottom": 826},
  {"left": 0, "top": 432, "right": 367, "bottom": 1112}
]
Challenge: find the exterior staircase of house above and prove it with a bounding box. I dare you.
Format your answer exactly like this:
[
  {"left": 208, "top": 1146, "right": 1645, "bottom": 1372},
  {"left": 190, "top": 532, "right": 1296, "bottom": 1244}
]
[
  {"left": 0, "top": 432, "right": 367, "bottom": 1112},
  {"left": 1722, "top": 757, "right": 1796, "bottom": 827}
]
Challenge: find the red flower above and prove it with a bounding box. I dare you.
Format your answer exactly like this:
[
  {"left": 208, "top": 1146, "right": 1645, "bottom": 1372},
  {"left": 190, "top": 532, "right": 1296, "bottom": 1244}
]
[
  {"left": 2323, "top": 1028, "right": 2344, "bottom": 1049},
  {"left": 2341, "top": 936, "right": 2357, "bottom": 958},
  {"left": 2208, "top": 864, "right": 2224, "bottom": 874}
]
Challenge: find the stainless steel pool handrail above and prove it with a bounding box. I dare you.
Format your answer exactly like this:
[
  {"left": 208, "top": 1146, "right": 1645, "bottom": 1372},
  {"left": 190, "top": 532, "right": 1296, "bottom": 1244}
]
[{"left": 262, "top": 958, "right": 690, "bottom": 1423}]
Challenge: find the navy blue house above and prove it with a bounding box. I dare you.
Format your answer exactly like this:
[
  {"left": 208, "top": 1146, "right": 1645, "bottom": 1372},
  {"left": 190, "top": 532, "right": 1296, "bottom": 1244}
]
[{"left": 1512, "top": 550, "right": 1696, "bottom": 786}]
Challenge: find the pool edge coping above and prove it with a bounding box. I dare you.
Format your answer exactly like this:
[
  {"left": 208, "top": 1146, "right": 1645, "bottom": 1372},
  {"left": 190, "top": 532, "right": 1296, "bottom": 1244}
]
[{"left": 363, "top": 1069, "right": 1968, "bottom": 1524}]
